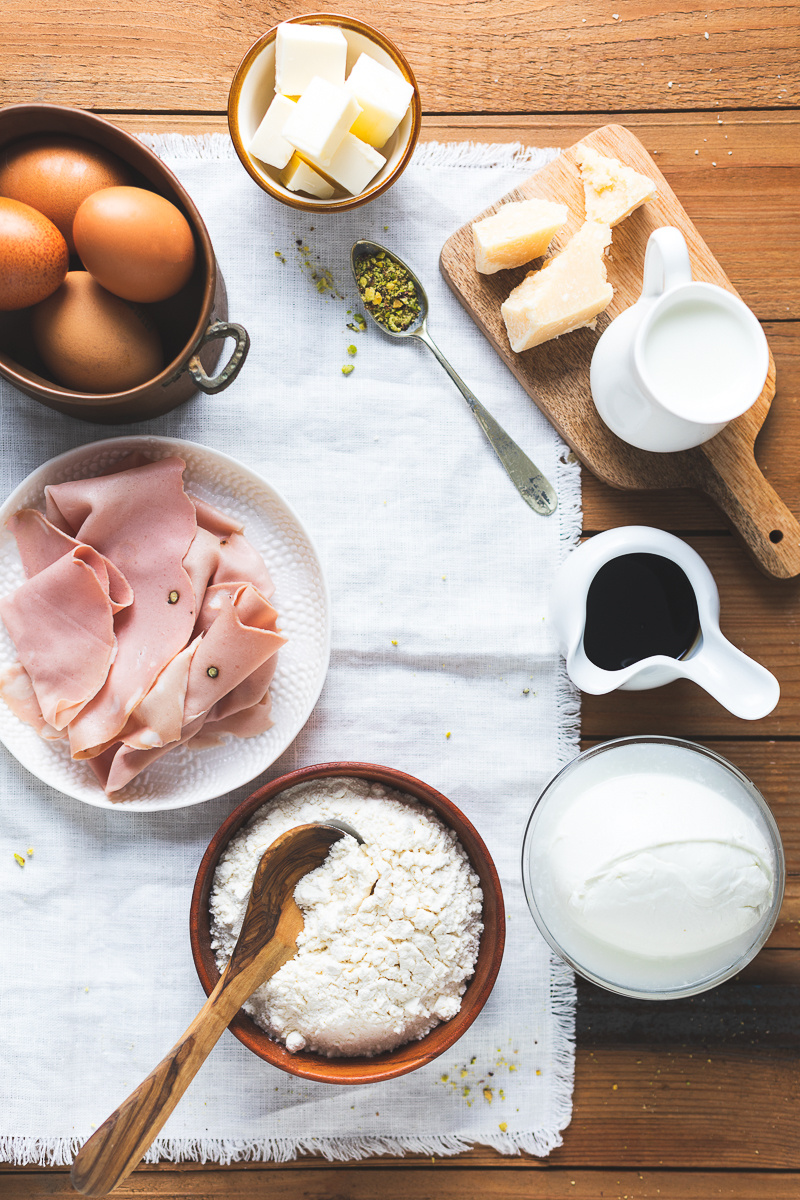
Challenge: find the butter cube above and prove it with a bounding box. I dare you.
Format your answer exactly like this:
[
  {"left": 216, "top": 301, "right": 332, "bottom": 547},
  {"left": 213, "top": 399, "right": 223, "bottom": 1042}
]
[
  {"left": 501, "top": 221, "right": 613, "bottom": 352},
  {"left": 574, "top": 142, "right": 657, "bottom": 227},
  {"left": 299, "top": 133, "right": 386, "bottom": 195},
  {"left": 282, "top": 76, "right": 362, "bottom": 166},
  {"left": 472, "top": 198, "right": 569, "bottom": 274},
  {"left": 248, "top": 94, "right": 297, "bottom": 169},
  {"left": 344, "top": 53, "right": 414, "bottom": 148},
  {"left": 274, "top": 22, "right": 347, "bottom": 95},
  {"left": 280, "top": 152, "right": 335, "bottom": 199}
]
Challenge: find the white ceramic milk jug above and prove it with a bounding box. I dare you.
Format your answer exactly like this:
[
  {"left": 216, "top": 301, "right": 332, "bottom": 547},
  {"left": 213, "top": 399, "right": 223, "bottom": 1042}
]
[
  {"left": 590, "top": 227, "right": 770, "bottom": 452},
  {"left": 551, "top": 526, "right": 780, "bottom": 720}
]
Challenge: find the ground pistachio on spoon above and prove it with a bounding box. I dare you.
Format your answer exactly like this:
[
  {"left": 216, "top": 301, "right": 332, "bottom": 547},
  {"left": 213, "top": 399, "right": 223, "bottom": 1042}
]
[{"left": 356, "top": 251, "right": 420, "bottom": 332}]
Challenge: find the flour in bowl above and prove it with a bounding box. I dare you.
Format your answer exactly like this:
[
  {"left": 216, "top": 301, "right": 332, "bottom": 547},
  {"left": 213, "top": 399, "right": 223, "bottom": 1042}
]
[{"left": 209, "top": 776, "right": 484, "bottom": 1057}]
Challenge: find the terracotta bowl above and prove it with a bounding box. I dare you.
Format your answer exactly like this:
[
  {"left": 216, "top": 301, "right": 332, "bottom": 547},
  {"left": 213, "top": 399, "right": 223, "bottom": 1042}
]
[
  {"left": 228, "top": 14, "right": 421, "bottom": 213},
  {"left": 190, "top": 761, "right": 505, "bottom": 1084},
  {"left": 0, "top": 103, "right": 249, "bottom": 424}
]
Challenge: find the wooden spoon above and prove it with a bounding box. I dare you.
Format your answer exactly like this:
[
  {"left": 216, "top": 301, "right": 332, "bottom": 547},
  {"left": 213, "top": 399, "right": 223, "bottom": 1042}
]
[{"left": 70, "top": 822, "right": 354, "bottom": 1197}]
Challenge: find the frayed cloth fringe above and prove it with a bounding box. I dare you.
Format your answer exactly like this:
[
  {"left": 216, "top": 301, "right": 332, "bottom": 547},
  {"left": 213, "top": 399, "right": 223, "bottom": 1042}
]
[
  {"left": 136, "top": 132, "right": 560, "bottom": 174},
  {"left": 0, "top": 1127, "right": 568, "bottom": 1167}
]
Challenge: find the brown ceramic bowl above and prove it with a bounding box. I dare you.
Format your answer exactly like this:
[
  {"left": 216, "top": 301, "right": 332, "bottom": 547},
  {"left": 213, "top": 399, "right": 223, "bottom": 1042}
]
[
  {"left": 190, "top": 761, "right": 505, "bottom": 1084},
  {"left": 0, "top": 103, "right": 249, "bottom": 423},
  {"left": 228, "top": 14, "right": 421, "bottom": 213}
]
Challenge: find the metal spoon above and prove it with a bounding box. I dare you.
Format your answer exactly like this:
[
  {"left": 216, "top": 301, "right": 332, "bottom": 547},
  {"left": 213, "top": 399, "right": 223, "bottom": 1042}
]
[
  {"left": 351, "top": 240, "right": 558, "bottom": 516},
  {"left": 70, "top": 821, "right": 359, "bottom": 1197}
]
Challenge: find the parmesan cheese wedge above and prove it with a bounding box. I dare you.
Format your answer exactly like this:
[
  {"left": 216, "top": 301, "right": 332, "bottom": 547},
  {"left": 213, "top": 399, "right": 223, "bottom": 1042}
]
[
  {"left": 501, "top": 221, "right": 613, "bottom": 352},
  {"left": 574, "top": 142, "right": 657, "bottom": 227},
  {"left": 472, "top": 198, "right": 569, "bottom": 274}
]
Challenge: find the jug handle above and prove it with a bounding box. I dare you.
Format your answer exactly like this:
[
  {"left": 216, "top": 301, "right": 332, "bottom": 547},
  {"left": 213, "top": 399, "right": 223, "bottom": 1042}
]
[
  {"left": 679, "top": 627, "right": 780, "bottom": 721},
  {"left": 641, "top": 227, "right": 693, "bottom": 299}
]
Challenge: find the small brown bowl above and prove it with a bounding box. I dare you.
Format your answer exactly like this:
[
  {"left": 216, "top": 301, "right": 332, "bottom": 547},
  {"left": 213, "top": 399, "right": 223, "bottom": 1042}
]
[
  {"left": 190, "top": 761, "right": 505, "bottom": 1084},
  {"left": 228, "top": 14, "right": 421, "bottom": 213},
  {"left": 0, "top": 103, "right": 249, "bottom": 424}
]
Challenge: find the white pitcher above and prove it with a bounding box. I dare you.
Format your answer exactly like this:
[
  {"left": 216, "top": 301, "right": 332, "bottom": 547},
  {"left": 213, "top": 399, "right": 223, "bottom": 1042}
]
[
  {"left": 590, "top": 227, "right": 770, "bottom": 452},
  {"left": 551, "top": 526, "right": 780, "bottom": 720}
]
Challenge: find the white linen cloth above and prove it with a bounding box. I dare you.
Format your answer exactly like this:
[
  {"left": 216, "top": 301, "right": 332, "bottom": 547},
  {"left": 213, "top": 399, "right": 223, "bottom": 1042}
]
[{"left": 0, "top": 137, "right": 580, "bottom": 1165}]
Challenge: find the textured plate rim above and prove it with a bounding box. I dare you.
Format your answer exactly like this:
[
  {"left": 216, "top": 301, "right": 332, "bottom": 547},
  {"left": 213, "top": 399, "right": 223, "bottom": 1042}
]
[{"left": 0, "top": 435, "right": 331, "bottom": 812}]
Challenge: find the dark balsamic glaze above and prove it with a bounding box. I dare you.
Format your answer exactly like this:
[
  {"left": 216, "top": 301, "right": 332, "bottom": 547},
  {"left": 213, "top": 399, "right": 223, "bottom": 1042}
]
[{"left": 583, "top": 552, "right": 700, "bottom": 672}]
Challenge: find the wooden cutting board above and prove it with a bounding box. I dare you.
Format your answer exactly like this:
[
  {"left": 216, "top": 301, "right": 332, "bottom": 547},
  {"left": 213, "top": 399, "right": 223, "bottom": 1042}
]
[{"left": 439, "top": 123, "right": 800, "bottom": 580}]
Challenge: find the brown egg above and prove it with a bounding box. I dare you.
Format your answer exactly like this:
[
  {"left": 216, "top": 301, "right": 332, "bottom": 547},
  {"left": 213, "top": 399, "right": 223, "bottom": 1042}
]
[
  {"left": 31, "top": 271, "right": 163, "bottom": 393},
  {"left": 0, "top": 197, "right": 69, "bottom": 311},
  {"left": 73, "top": 186, "right": 196, "bottom": 303},
  {"left": 0, "top": 136, "right": 131, "bottom": 254}
]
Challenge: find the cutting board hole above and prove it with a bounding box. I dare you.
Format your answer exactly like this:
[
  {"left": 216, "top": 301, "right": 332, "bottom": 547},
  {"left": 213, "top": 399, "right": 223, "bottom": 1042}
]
[{"left": 769, "top": 529, "right": 784, "bottom": 543}]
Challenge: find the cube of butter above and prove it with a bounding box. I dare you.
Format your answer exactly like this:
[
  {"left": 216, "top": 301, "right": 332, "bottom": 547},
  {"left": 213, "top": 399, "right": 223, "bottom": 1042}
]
[
  {"left": 280, "top": 152, "right": 335, "bottom": 199},
  {"left": 274, "top": 22, "right": 347, "bottom": 95},
  {"left": 574, "top": 142, "right": 657, "bottom": 227},
  {"left": 344, "top": 53, "right": 414, "bottom": 148},
  {"left": 282, "top": 76, "right": 362, "bottom": 166},
  {"left": 472, "top": 198, "right": 569, "bottom": 274},
  {"left": 299, "top": 133, "right": 386, "bottom": 196},
  {"left": 248, "top": 94, "right": 297, "bottom": 170},
  {"left": 501, "top": 221, "right": 613, "bottom": 352}
]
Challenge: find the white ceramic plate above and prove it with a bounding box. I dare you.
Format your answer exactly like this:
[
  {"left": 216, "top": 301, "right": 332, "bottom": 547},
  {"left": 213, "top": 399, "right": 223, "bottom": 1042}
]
[{"left": 0, "top": 436, "right": 331, "bottom": 811}]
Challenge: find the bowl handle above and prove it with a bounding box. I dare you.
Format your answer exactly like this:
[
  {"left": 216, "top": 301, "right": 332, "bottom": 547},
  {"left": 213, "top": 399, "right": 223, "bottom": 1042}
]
[{"left": 187, "top": 321, "right": 250, "bottom": 394}]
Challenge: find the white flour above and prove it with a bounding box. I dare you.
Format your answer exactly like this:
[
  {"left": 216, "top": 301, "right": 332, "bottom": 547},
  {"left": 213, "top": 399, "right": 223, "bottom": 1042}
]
[{"left": 209, "top": 777, "right": 484, "bottom": 1057}]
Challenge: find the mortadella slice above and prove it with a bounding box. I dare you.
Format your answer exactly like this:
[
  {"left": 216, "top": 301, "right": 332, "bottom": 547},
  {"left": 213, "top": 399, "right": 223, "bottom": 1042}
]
[
  {"left": 0, "top": 542, "right": 133, "bottom": 730},
  {"left": 182, "top": 583, "right": 285, "bottom": 725},
  {"left": 0, "top": 662, "right": 66, "bottom": 740},
  {"left": 46, "top": 459, "right": 199, "bottom": 758},
  {"left": 8, "top": 509, "right": 133, "bottom": 613},
  {"left": 89, "top": 714, "right": 207, "bottom": 798}
]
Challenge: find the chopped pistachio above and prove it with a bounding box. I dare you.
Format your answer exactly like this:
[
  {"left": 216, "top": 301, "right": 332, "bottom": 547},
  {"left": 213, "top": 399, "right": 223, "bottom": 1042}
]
[
  {"left": 26, "top": 847, "right": 33, "bottom": 857},
  {"left": 347, "top": 345, "right": 357, "bottom": 356},
  {"left": 13, "top": 853, "right": 25, "bottom": 868},
  {"left": 206, "top": 666, "right": 219, "bottom": 679},
  {"left": 168, "top": 590, "right": 179, "bottom": 604},
  {"left": 341, "top": 364, "right": 355, "bottom": 376},
  {"left": 346, "top": 313, "right": 367, "bottom": 333},
  {"left": 355, "top": 252, "right": 420, "bottom": 332}
]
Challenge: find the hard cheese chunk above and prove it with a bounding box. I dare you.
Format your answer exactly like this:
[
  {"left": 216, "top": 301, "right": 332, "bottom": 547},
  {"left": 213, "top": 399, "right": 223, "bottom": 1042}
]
[
  {"left": 248, "top": 94, "right": 297, "bottom": 169},
  {"left": 501, "top": 221, "right": 613, "bottom": 352},
  {"left": 472, "top": 198, "right": 569, "bottom": 274},
  {"left": 280, "top": 152, "right": 335, "bottom": 199},
  {"left": 274, "top": 22, "right": 347, "bottom": 95},
  {"left": 282, "top": 76, "right": 362, "bottom": 166},
  {"left": 344, "top": 53, "right": 414, "bottom": 148},
  {"left": 299, "top": 133, "right": 386, "bottom": 195},
  {"left": 575, "top": 142, "right": 657, "bottom": 227}
]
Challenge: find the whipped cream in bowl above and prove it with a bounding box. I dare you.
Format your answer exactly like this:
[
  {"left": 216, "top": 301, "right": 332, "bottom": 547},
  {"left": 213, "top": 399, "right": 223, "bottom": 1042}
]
[{"left": 522, "top": 736, "right": 784, "bottom": 999}]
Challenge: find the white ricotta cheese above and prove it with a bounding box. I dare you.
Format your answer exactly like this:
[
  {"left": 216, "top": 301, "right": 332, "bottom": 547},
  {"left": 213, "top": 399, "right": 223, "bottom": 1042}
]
[{"left": 209, "top": 777, "right": 484, "bottom": 1057}]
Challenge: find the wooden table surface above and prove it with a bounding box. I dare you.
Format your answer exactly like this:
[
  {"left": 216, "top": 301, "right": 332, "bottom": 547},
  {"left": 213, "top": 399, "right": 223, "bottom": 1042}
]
[{"left": 2, "top": 2, "right": 798, "bottom": 1197}]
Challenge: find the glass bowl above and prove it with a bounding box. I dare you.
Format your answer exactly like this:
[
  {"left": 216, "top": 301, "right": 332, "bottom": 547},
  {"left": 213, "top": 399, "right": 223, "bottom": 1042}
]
[{"left": 521, "top": 736, "right": 784, "bottom": 1000}]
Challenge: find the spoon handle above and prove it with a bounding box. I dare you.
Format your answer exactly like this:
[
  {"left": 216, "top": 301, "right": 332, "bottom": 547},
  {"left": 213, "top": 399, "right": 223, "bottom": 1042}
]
[
  {"left": 70, "top": 935, "right": 297, "bottom": 1197},
  {"left": 415, "top": 325, "right": 558, "bottom": 516}
]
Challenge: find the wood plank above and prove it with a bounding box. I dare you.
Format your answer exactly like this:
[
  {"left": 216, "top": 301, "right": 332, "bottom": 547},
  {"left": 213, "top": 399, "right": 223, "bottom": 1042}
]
[
  {"left": 4, "top": 1167, "right": 800, "bottom": 1197},
  {"left": 547, "top": 1044, "right": 800, "bottom": 1168},
  {"left": 109, "top": 112, "right": 800, "bottom": 318},
  {"left": 0, "top": 0, "right": 798, "bottom": 115}
]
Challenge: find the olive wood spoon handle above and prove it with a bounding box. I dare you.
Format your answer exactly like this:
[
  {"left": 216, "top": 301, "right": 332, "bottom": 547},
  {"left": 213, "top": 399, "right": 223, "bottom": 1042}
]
[{"left": 70, "top": 823, "right": 347, "bottom": 1198}]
